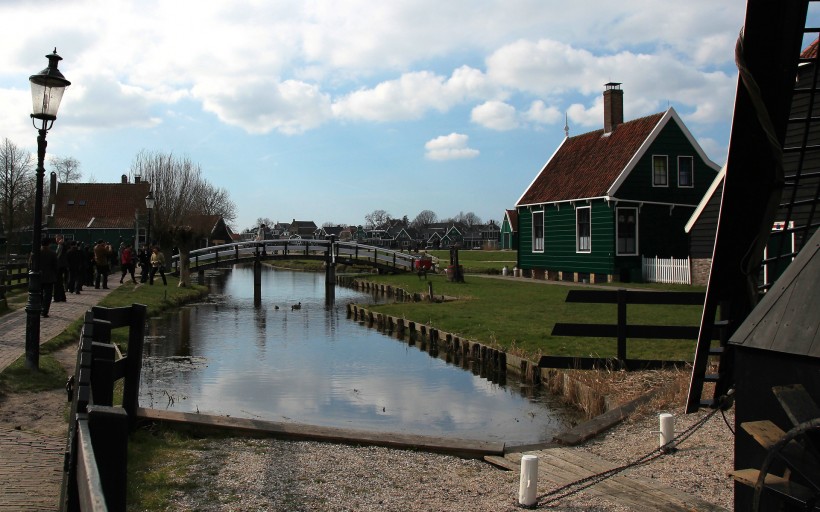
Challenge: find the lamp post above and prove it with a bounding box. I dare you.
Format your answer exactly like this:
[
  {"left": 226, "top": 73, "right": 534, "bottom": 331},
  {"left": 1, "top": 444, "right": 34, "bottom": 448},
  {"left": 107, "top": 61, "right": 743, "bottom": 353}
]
[
  {"left": 25, "top": 49, "right": 70, "bottom": 370},
  {"left": 145, "top": 190, "right": 155, "bottom": 246}
]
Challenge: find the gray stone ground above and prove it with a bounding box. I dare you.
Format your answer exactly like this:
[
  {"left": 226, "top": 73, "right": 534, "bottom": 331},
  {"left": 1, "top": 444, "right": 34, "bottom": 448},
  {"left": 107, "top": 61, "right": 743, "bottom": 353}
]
[{"left": 0, "top": 278, "right": 120, "bottom": 511}]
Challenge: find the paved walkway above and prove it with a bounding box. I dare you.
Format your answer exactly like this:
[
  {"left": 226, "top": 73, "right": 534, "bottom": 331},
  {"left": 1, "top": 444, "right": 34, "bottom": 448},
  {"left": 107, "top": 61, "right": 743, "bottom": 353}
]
[{"left": 0, "top": 278, "right": 123, "bottom": 511}]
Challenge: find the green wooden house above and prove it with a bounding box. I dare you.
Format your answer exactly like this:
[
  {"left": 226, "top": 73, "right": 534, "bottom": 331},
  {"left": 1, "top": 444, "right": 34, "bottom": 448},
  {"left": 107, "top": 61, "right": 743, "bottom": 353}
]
[
  {"left": 500, "top": 209, "right": 518, "bottom": 250},
  {"left": 516, "top": 84, "right": 720, "bottom": 283}
]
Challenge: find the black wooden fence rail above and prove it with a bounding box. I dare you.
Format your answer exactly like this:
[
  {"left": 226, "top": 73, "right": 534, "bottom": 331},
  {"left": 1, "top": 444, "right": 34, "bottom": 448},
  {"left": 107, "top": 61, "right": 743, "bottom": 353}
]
[
  {"left": 544, "top": 289, "right": 714, "bottom": 370},
  {"left": 60, "top": 303, "right": 147, "bottom": 512},
  {"left": 0, "top": 262, "right": 30, "bottom": 297}
]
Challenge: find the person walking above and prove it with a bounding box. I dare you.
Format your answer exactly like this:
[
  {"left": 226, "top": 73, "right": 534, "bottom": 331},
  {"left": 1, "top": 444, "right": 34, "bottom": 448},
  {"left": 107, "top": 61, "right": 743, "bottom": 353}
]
[
  {"left": 30, "top": 238, "right": 58, "bottom": 318},
  {"left": 138, "top": 244, "right": 151, "bottom": 283},
  {"left": 119, "top": 242, "right": 137, "bottom": 284},
  {"left": 94, "top": 240, "right": 112, "bottom": 289},
  {"left": 149, "top": 246, "right": 167, "bottom": 285},
  {"left": 53, "top": 235, "right": 68, "bottom": 302},
  {"left": 66, "top": 240, "right": 85, "bottom": 294}
]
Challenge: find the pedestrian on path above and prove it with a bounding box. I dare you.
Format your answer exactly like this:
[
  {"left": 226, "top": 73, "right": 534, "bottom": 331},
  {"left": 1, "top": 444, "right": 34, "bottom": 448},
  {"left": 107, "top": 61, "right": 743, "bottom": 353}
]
[
  {"left": 66, "top": 240, "right": 85, "bottom": 294},
  {"left": 149, "top": 246, "right": 167, "bottom": 285},
  {"left": 119, "top": 242, "right": 137, "bottom": 284},
  {"left": 29, "top": 238, "right": 58, "bottom": 318},
  {"left": 53, "top": 235, "right": 68, "bottom": 302},
  {"left": 94, "top": 240, "right": 112, "bottom": 289}
]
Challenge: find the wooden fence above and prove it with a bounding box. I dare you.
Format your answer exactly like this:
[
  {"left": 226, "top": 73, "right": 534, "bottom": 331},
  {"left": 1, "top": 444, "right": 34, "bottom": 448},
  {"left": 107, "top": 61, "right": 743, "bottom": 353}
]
[
  {"left": 641, "top": 255, "right": 691, "bottom": 285},
  {"left": 60, "top": 303, "right": 147, "bottom": 512},
  {"left": 0, "top": 262, "right": 29, "bottom": 298},
  {"left": 545, "top": 289, "right": 716, "bottom": 370}
]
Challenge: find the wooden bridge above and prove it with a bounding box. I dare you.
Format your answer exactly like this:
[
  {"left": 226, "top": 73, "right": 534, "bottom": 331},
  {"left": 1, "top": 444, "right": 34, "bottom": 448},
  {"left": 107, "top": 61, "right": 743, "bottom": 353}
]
[{"left": 169, "top": 240, "right": 431, "bottom": 276}]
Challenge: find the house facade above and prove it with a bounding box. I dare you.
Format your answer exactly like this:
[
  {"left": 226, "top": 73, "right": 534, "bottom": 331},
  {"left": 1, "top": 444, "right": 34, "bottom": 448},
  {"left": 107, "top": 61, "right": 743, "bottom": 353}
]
[
  {"left": 516, "top": 84, "right": 720, "bottom": 283},
  {"left": 500, "top": 210, "right": 518, "bottom": 250},
  {"left": 46, "top": 175, "right": 152, "bottom": 247}
]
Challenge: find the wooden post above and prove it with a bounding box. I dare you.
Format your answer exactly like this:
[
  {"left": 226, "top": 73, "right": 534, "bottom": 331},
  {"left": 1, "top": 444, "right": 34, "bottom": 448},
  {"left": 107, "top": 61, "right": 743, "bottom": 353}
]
[
  {"left": 87, "top": 405, "right": 129, "bottom": 511},
  {"left": 617, "top": 288, "right": 627, "bottom": 361},
  {"left": 90, "top": 342, "right": 116, "bottom": 407}
]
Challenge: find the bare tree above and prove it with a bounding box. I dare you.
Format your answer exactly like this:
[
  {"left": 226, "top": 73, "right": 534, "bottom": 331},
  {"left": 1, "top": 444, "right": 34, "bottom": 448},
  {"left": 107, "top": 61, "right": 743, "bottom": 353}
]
[
  {"left": 130, "top": 150, "right": 236, "bottom": 287},
  {"left": 50, "top": 156, "right": 82, "bottom": 183},
  {"left": 364, "top": 209, "right": 391, "bottom": 229},
  {"left": 453, "top": 211, "right": 482, "bottom": 228},
  {"left": 411, "top": 209, "right": 437, "bottom": 229},
  {"left": 0, "top": 138, "right": 34, "bottom": 248}
]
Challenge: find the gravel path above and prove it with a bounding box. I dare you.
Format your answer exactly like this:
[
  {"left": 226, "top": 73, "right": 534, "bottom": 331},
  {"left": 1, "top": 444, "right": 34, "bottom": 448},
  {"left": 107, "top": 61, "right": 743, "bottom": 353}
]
[{"left": 164, "top": 405, "right": 735, "bottom": 511}]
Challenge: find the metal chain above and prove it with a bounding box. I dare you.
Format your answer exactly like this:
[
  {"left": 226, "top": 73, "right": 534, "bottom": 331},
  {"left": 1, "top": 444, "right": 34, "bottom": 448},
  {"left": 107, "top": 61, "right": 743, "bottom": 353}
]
[{"left": 529, "top": 406, "right": 723, "bottom": 508}]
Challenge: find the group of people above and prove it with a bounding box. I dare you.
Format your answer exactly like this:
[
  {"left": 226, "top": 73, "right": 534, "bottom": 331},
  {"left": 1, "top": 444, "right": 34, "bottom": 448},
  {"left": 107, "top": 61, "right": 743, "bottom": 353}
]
[{"left": 30, "top": 235, "right": 168, "bottom": 318}]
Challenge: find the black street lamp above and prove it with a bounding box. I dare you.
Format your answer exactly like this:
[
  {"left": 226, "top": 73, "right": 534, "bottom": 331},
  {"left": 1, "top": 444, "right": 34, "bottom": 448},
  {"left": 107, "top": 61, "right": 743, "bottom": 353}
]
[
  {"left": 145, "top": 190, "right": 155, "bottom": 246},
  {"left": 25, "top": 49, "right": 70, "bottom": 370}
]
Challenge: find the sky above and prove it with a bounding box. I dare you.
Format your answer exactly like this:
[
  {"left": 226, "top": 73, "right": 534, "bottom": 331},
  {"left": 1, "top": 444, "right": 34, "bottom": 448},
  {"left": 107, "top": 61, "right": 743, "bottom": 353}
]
[{"left": 1, "top": 1, "right": 812, "bottom": 232}]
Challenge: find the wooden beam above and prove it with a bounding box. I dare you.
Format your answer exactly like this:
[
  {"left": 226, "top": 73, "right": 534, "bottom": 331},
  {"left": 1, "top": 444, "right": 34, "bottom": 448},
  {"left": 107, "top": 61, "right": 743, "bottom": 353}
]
[{"left": 135, "top": 407, "right": 504, "bottom": 459}]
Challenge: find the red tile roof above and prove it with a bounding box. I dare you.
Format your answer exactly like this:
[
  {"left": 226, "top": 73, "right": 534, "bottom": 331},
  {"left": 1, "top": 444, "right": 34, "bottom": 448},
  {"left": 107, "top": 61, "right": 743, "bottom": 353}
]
[
  {"left": 802, "top": 38, "right": 819, "bottom": 59},
  {"left": 517, "top": 112, "right": 664, "bottom": 205},
  {"left": 504, "top": 209, "right": 518, "bottom": 232},
  {"left": 50, "top": 182, "right": 151, "bottom": 229}
]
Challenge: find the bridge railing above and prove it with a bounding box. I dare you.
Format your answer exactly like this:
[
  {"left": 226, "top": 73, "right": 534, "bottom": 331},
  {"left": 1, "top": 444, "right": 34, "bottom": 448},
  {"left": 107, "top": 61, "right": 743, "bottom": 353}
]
[{"left": 170, "top": 240, "right": 424, "bottom": 273}]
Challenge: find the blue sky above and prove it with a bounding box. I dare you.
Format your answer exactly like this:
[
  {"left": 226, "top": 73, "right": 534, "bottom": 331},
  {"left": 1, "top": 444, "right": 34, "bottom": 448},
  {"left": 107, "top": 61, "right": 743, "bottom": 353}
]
[{"left": 2, "top": 1, "right": 810, "bottom": 232}]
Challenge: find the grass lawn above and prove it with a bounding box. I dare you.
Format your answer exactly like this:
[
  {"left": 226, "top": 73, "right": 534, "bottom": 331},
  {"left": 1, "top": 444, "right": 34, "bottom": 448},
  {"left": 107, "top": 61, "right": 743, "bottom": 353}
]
[
  {"left": 423, "top": 249, "right": 517, "bottom": 273},
  {"left": 360, "top": 273, "right": 703, "bottom": 362}
]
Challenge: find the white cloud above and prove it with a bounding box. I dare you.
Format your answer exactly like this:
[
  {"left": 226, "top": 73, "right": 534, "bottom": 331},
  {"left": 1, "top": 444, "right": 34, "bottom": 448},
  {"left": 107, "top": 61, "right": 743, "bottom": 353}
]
[
  {"left": 524, "top": 100, "right": 562, "bottom": 125},
  {"left": 471, "top": 101, "right": 518, "bottom": 131},
  {"left": 424, "top": 133, "right": 479, "bottom": 161},
  {"left": 332, "top": 66, "right": 495, "bottom": 122},
  {"left": 194, "top": 79, "right": 332, "bottom": 135}
]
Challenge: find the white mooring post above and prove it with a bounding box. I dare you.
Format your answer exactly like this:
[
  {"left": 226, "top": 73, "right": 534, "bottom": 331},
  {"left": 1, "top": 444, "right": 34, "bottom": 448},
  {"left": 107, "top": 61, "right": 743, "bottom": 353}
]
[
  {"left": 518, "top": 454, "right": 538, "bottom": 507},
  {"left": 659, "top": 412, "right": 675, "bottom": 451}
]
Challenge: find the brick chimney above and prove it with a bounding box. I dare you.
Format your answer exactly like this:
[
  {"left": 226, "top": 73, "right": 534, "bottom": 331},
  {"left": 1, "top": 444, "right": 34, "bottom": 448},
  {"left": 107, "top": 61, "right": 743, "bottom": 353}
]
[{"left": 603, "top": 82, "right": 623, "bottom": 134}]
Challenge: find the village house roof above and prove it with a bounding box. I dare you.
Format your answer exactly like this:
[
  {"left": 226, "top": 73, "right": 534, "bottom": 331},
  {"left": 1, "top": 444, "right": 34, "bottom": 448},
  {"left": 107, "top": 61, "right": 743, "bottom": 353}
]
[
  {"left": 517, "top": 111, "right": 666, "bottom": 206},
  {"left": 49, "top": 181, "right": 151, "bottom": 229},
  {"left": 504, "top": 209, "right": 518, "bottom": 232}
]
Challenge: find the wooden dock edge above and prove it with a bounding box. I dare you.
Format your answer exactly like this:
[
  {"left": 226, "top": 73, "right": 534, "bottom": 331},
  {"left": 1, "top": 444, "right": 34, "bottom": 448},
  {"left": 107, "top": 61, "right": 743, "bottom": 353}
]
[{"left": 135, "top": 407, "right": 505, "bottom": 459}]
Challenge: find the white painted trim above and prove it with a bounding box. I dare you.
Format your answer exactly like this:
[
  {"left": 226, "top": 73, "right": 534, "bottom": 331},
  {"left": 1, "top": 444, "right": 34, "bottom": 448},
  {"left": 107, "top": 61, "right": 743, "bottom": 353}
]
[
  {"left": 515, "top": 136, "right": 569, "bottom": 207},
  {"left": 532, "top": 210, "right": 545, "bottom": 253},
  {"left": 607, "top": 107, "right": 722, "bottom": 196},
  {"left": 685, "top": 165, "right": 726, "bottom": 233},
  {"left": 652, "top": 154, "right": 669, "bottom": 187},
  {"left": 616, "top": 206, "right": 639, "bottom": 256},
  {"left": 576, "top": 206, "right": 591, "bottom": 253},
  {"left": 677, "top": 155, "right": 695, "bottom": 188}
]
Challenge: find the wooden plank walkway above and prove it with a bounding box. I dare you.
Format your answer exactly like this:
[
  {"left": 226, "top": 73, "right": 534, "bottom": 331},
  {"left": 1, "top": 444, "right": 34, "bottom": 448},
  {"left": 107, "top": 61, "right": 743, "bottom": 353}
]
[
  {"left": 137, "top": 407, "right": 505, "bottom": 459},
  {"left": 495, "top": 448, "right": 728, "bottom": 511}
]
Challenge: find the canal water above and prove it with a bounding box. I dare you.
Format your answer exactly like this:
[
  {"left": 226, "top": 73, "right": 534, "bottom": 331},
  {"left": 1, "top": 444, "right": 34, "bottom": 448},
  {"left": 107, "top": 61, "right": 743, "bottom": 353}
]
[{"left": 140, "top": 265, "right": 580, "bottom": 444}]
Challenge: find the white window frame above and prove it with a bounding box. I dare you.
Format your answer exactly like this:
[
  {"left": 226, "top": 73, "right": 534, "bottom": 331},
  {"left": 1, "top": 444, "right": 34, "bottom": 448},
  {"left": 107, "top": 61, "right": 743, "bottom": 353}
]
[
  {"left": 616, "top": 207, "right": 639, "bottom": 256},
  {"left": 576, "top": 206, "right": 591, "bottom": 253},
  {"left": 677, "top": 155, "right": 694, "bottom": 188},
  {"left": 532, "top": 210, "right": 544, "bottom": 253},
  {"left": 652, "top": 155, "right": 669, "bottom": 187}
]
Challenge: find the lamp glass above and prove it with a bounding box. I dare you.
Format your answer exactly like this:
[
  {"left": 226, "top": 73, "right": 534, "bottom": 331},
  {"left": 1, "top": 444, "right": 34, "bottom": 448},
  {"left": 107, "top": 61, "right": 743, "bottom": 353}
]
[
  {"left": 30, "top": 81, "right": 66, "bottom": 120},
  {"left": 145, "top": 193, "right": 156, "bottom": 209}
]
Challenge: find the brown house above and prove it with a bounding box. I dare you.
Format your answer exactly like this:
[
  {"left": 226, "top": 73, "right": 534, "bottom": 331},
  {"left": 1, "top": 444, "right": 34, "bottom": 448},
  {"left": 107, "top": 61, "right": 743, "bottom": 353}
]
[{"left": 47, "top": 174, "right": 151, "bottom": 246}]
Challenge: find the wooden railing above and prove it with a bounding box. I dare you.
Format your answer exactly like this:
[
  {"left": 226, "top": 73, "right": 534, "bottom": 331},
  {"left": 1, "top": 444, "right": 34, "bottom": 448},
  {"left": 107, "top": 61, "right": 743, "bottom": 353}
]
[
  {"left": 545, "top": 289, "right": 717, "bottom": 370},
  {"left": 0, "top": 262, "right": 30, "bottom": 298},
  {"left": 171, "top": 240, "right": 427, "bottom": 274},
  {"left": 61, "top": 303, "right": 147, "bottom": 512}
]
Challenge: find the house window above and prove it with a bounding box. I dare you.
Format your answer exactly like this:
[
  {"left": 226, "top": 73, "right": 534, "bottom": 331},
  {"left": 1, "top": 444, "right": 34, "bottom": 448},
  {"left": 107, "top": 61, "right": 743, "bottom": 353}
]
[
  {"left": 652, "top": 155, "right": 668, "bottom": 187},
  {"left": 532, "top": 211, "right": 544, "bottom": 253},
  {"left": 678, "top": 156, "right": 693, "bottom": 187},
  {"left": 616, "top": 207, "right": 638, "bottom": 255},
  {"left": 576, "top": 206, "right": 591, "bottom": 253}
]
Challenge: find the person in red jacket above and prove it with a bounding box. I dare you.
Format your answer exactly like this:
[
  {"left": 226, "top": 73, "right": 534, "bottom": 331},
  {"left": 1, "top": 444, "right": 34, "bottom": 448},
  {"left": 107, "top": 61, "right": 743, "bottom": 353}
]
[{"left": 119, "top": 242, "right": 137, "bottom": 284}]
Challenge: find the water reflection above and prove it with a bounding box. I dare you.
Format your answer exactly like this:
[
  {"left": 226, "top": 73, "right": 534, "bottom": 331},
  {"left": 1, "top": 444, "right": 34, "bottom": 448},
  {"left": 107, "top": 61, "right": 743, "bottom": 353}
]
[{"left": 140, "top": 265, "right": 579, "bottom": 444}]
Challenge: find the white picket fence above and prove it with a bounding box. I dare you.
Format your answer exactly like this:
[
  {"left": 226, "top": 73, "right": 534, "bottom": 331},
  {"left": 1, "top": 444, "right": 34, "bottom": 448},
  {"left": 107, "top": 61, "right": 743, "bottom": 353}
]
[{"left": 641, "top": 256, "right": 691, "bottom": 285}]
